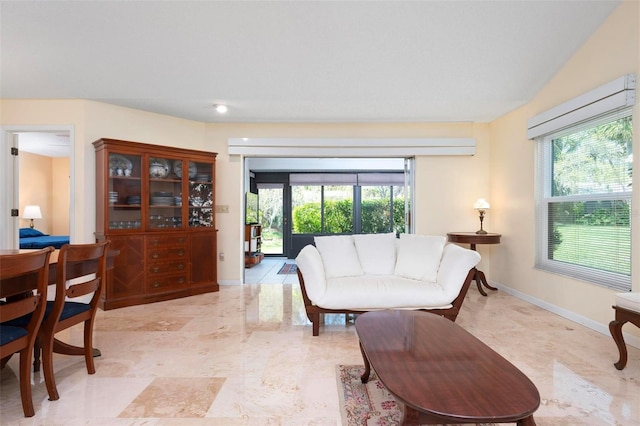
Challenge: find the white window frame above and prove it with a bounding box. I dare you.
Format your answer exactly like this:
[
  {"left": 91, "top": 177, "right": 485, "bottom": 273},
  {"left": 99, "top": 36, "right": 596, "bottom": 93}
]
[{"left": 534, "top": 110, "right": 633, "bottom": 291}]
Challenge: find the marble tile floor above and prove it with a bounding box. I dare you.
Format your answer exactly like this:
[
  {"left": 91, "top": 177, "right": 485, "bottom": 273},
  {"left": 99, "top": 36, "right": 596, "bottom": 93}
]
[
  {"left": 243, "top": 257, "right": 299, "bottom": 286},
  {"left": 1, "top": 259, "right": 639, "bottom": 425}
]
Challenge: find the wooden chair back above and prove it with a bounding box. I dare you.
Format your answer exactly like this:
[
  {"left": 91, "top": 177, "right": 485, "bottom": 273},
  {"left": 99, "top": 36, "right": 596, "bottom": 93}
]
[
  {"left": 37, "top": 241, "right": 110, "bottom": 401},
  {"left": 0, "top": 247, "right": 54, "bottom": 417},
  {"left": 49, "top": 241, "right": 110, "bottom": 326}
]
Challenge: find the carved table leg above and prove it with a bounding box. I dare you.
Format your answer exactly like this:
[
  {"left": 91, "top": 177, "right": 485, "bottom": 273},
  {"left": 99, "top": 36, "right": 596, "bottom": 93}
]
[
  {"left": 474, "top": 268, "right": 488, "bottom": 296},
  {"left": 608, "top": 305, "right": 640, "bottom": 370},
  {"left": 359, "top": 342, "right": 371, "bottom": 384},
  {"left": 475, "top": 268, "right": 497, "bottom": 296},
  {"left": 609, "top": 317, "right": 628, "bottom": 370}
]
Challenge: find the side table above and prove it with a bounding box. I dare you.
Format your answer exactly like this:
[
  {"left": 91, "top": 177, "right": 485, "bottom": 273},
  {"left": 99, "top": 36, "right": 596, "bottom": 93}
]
[{"left": 447, "top": 232, "right": 501, "bottom": 296}]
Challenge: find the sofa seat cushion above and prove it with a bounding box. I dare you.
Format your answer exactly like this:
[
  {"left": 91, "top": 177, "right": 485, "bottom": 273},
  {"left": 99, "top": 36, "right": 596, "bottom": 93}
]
[
  {"left": 615, "top": 292, "right": 640, "bottom": 313},
  {"left": 315, "top": 275, "right": 453, "bottom": 310}
]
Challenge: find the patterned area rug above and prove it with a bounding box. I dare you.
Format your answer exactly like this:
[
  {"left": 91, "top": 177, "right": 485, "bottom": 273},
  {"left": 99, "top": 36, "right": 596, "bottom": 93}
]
[
  {"left": 277, "top": 263, "right": 297, "bottom": 274},
  {"left": 337, "top": 365, "right": 496, "bottom": 426}
]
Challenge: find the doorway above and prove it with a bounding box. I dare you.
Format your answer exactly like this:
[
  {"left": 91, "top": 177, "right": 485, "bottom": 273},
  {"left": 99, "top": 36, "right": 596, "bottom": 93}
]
[
  {"left": 0, "top": 127, "right": 73, "bottom": 249},
  {"left": 257, "top": 183, "right": 286, "bottom": 256}
]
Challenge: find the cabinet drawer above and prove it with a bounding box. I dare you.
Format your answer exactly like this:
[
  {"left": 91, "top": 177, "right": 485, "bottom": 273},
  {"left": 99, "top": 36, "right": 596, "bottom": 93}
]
[
  {"left": 148, "top": 261, "right": 187, "bottom": 275},
  {"left": 147, "top": 274, "right": 188, "bottom": 291},
  {"left": 147, "top": 246, "right": 187, "bottom": 261},
  {"left": 147, "top": 235, "right": 188, "bottom": 248}
]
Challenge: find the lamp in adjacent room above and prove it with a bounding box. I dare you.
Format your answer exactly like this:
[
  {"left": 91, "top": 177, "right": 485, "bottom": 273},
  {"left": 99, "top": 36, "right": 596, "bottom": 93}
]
[
  {"left": 473, "top": 198, "right": 490, "bottom": 234},
  {"left": 23, "top": 205, "right": 42, "bottom": 229}
]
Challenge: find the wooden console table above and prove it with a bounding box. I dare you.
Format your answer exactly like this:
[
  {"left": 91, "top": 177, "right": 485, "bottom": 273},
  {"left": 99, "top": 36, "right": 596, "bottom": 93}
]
[{"left": 447, "top": 232, "right": 501, "bottom": 296}]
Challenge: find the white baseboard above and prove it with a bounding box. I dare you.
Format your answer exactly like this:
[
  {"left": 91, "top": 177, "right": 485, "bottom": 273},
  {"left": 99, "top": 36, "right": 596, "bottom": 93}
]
[
  {"left": 218, "top": 279, "right": 242, "bottom": 286},
  {"left": 491, "top": 281, "right": 640, "bottom": 350}
]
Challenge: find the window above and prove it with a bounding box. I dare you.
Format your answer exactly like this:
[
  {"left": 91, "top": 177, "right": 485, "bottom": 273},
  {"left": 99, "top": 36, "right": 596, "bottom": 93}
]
[
  {"left": 290, "top": 172, "right": 408, "bottom": 235},
  {"left": 291, "top": 185, "right": 322, "bottom": 233},
  {"left": 289, "top": 185, "right": 356, "bottom": 234},
  {"left": 360, "top": 185, "right": 407, "bottom": 234},
  {"left": 535, "top": 111, "right": 632, "bottom": 291}
]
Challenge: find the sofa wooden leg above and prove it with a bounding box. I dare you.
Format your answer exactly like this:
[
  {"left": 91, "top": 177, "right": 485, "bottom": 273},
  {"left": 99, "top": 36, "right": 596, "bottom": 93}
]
[{"left": 312, "top": 313, "right": 320, "bottom": 336}]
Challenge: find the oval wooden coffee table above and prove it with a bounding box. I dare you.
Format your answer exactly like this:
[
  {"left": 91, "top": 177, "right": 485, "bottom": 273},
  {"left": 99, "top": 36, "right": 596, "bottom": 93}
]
[{"left": 355, "top": 310, "right": 540, "bottom": 425}]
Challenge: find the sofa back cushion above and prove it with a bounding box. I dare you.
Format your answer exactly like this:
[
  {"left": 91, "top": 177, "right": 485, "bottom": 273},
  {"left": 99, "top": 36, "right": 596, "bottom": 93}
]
[
  {"left": 314, "top": 235, "right": 364, "bottom": 279},
  {"left": 394, "top": 234, "right": 446, "bottom": 282},
  {"left": 353, "top": 233, "right": 397, "bottom": 275}
]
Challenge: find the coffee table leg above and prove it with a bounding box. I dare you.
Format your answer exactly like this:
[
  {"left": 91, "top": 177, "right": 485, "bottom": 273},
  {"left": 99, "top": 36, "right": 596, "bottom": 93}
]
[
  {"left": 359, "top": 342, "right": 371, "bottom": 384},
  {"left": 398, "top": 403, "right": 421, "bottom": 425},
  {"left": 517, "top": 415, "right": 537, "bottom": 425}
]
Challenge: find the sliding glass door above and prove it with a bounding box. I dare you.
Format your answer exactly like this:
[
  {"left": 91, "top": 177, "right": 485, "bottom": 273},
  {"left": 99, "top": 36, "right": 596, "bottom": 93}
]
[{"left": 249, "top": 158, "right": 414, "bottom": 259}]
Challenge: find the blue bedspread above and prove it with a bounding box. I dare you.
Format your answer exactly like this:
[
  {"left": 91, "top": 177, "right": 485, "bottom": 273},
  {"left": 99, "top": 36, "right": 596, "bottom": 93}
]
[{"left": 19, "top": 235, "right": 69, "bottom": 249}]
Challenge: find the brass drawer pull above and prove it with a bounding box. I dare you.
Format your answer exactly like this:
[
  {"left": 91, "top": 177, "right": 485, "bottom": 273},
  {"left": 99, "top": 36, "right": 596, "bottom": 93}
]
[
  {"left": 152, "top": 240, "right": 159, "bottom": 246},
  {"left": 178, "top": 237, "right": 185, "bottom": 243},
  {"left": 178, "top": 278, "right": 184, "bottom": 284},
  {"left": 152, "top": 267, "right": 160, "bottom": 273},
  {"left": 177, "top": 264, "right": 184, "bottom": 270},
  {"left": 152, "top": 253, "right": 159, "bottom": 259},
  {"left": 153, "top": 281, "right": 160, "bottom": 288},
  {"left": 177, "top": 250, "right": 184, "bottom": 256}
]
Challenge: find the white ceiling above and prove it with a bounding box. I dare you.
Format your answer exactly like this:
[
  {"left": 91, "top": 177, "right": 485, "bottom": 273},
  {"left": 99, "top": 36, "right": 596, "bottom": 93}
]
[
  {"left": 1, "top": 0, "right": 621, "bottom": 124},
  {"left": 17, "top": 132, "right": 72, "bottom": 158}
]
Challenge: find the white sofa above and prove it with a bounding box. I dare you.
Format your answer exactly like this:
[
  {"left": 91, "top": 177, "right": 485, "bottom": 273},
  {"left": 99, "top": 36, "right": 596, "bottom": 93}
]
[{"left": 295, "top": 233, "right": 481, "bottom": 335}]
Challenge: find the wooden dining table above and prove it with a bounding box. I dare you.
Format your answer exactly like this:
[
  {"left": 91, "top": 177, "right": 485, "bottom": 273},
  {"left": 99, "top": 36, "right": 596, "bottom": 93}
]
[{"left": 0, "top": 248, "right": 119, "bottom": 359}]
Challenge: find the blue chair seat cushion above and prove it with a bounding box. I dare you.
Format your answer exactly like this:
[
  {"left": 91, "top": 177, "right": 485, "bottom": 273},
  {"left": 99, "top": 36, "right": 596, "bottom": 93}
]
[
  {"left": 0, "top": 325, "right": 28, "bottom": 345},
  {"left": 3, "top": 301, "right": 91, "bottom": 328},
  {"left": 55, "top": 301, "right": 91, "bottom": 320}
]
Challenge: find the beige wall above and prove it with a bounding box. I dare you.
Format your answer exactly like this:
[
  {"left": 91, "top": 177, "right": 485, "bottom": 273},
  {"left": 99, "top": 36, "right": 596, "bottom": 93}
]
[
  {"left": 490, "top": 1, "right": 639, "bottom": 338},
  {"left": 18, "top": 152, "right": 70, "bottom": 235},
  {"left": 19, "top": 152, "right": 51, "bottom": 232},
  {"left": 52, "top": 157, "right": 70, "bottom": 234}
]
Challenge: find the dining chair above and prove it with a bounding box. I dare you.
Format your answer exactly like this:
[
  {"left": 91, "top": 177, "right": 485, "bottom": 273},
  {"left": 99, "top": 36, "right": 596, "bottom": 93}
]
[
  {"left": 35, "top": 241, "right": 110, "bottom": 401},
  {"left": 0, "top": 247, "right": 54, "bottom": 417}
]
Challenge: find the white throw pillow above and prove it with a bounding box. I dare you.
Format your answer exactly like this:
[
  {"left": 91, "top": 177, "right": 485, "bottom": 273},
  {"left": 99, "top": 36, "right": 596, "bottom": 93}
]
[
  {"left": 353, "top": 233, "right": 397, "bottom": 275},
  {"left": 314, "top": 235, "right": 364, "bottom": 279},
  {"left": 394, "top": 234, "right": 446, "bottom": 282}
]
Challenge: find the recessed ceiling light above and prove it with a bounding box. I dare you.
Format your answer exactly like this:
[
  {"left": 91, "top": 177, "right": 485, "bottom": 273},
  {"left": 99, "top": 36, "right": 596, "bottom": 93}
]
[{"left": 214, "top": 104, "right": 228, "bottom": 114}]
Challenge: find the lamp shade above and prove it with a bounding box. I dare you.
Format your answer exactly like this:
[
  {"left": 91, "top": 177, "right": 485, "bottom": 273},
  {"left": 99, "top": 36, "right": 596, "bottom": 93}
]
[
  {"left": 23, "top": 205, "right": 42, "bottom": 219},
  {"left": 473, "top": 198, "right": 490, "bottom": 210}
]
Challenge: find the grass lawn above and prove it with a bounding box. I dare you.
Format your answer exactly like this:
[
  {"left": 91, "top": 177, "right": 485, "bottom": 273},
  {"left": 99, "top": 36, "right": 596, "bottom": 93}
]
[
  {"left": 553, "top": 223, "right": 630, "bottom": 275},
  {"left": 260, "top": 227, "right": 283, "bottom": 254}
]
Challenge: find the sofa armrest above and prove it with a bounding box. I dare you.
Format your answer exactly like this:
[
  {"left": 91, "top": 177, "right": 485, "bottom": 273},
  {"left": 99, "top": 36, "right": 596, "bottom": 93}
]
[
  {"left": 437, "top": 243, "right": 481, "bottom": 301},
  {"left": 295, "top": 245, "right": 327, "bottom": 304}
]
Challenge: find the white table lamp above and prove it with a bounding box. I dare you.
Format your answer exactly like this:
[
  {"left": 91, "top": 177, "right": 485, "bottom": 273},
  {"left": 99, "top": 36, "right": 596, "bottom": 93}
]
[
  {"left": 473, "top": 198, "right": 490, "bottom": 234},
  {"left": 23, "top": 205, "right": 42, "bottom": 229}
]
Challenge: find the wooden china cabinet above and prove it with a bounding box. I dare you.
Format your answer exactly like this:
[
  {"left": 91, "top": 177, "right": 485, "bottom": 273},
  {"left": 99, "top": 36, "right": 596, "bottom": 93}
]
[{"left": 93, "top": 138, "right": 218, "bottom": 310}]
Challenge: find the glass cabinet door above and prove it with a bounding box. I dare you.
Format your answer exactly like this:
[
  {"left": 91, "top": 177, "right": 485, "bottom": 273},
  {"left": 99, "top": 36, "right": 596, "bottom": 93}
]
[
  {"left": 188, "top": 161, "right": 214, "bottom": 228},
  {"left": 148, "top": 156, "right": 183, "bottom": 229},
  {"left": 108, "top": 153, "right": 142, "bottom": 230}
]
